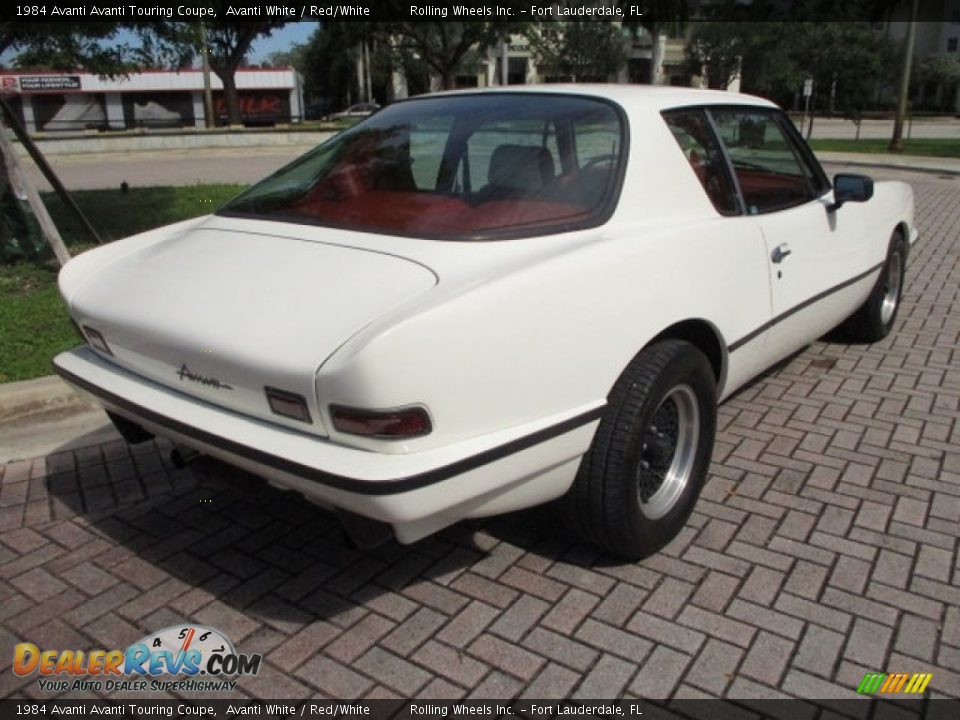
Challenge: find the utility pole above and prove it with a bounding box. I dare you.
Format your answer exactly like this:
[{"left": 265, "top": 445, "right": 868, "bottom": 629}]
[{"left": 889, "top": 0, "right": 920, "bottom": 153}]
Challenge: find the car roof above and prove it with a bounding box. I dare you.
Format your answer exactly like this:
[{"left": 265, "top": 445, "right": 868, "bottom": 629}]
[{"left": 422, "top": 84, "right": 779, "bottom": 113}]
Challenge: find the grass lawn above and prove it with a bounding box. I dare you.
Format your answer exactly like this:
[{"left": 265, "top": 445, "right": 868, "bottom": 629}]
[
  {"left": 0, "top": 184, "right": 245, "bottom": 384},
  {"left": 808, "top": 138, "right": 960, "bottom": 158},
  {"left": 0, "top": 262, "right": 77, "bottom": 384}
]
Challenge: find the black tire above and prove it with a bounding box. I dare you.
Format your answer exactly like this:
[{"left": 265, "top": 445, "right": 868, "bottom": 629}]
[
  {"left": 562, "top": 339, "right": 717, "bottom": 559},
  {"left": 841, "top": 232, "right": 907, "bottom": 342}
]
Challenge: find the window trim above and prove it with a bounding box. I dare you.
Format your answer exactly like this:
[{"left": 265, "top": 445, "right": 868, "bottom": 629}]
[
  {"left": 663, "top": 103, "right": 833, "bottom": 218},
  {"left": 710, "top": 106, "right": 830, "bottom": 215},
  {"left": 771, "top": 109, "right": 832, "bottom": 197},
  {"left": 661, "top": 107, "right": 744, "bottom": 216},
  {"left": 670, "top": 103, "right": 832, "bottom": 217}
]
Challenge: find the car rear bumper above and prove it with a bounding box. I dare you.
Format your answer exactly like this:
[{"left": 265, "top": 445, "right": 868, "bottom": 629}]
[{"left": 53, "top": 347, "right": 602, "bottom": 542}]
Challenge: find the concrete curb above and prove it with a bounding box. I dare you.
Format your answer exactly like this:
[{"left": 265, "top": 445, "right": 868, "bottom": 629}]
[
  {"left": 0, "top": 375, "right": 118, "bottom": 464},
  {"left": 16, "top": 130, "right": 338, "bottom": 156},
  {"left": 0, "top": 374, "right": 93, "bottom": 424},
  {"left": 817, "top": 152, "right": 960, "bottom": 176}
]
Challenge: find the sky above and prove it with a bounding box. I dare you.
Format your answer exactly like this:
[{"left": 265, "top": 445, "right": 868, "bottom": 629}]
[{"left": 247, "top": 22, "right": 318, "bottom": 63}]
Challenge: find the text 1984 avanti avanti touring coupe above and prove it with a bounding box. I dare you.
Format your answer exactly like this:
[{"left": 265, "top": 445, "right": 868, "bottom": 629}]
[{"left": 54, "top": 86, "right": 915, "bottom": 558}]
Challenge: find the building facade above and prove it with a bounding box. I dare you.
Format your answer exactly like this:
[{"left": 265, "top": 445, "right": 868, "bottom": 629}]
[{"left": 1, "top": 68, "right": 304, "bottom": 132}]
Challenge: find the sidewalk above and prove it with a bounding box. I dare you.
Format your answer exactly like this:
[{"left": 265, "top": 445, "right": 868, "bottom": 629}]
[
  {"left": 0, "top": 376, "right": 115, "bottom": 464},
  {"left": 817, "top": 150, "right": 960, "bottom": 175}
]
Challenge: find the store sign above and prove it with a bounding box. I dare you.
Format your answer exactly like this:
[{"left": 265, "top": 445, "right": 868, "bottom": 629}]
[{"left": 18, "top": 75, "right": 82, "bottom": 91}]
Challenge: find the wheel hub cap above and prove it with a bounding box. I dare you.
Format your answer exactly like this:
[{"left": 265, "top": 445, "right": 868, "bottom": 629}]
[
  {"left": 881, "top": 251, "right": 902, "bottom": 325},
  {"left": 637, "top": 385, "right": 700, "bottom": 520}
]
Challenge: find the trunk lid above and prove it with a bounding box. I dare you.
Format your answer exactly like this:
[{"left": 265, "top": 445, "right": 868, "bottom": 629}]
[{"left": 66, "top": 227, "right": 437, "bottom": 435}]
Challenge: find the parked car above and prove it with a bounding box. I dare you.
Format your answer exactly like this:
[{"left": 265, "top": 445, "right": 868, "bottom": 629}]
[
  {"left": 54, "top": 86, "right": 915, "bottom": 558},
  {"left": 328, "top": 102, "right": 380, "bottom": 121}
]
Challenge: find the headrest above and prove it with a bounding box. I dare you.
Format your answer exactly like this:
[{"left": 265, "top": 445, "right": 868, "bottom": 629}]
[{"left": 488, "top": 144, "right": 555, "bottom": 192}]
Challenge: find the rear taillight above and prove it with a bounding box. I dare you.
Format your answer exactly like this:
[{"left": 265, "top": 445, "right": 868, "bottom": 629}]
[
  {"left": 81, "top": 325, "right": 113, "bottom": 356},
  {"left": 330, "top": 405, "right": 431, "bottom": 439},
  {"left": 265, "top": 387, "right": 312, "bottom": 423}
]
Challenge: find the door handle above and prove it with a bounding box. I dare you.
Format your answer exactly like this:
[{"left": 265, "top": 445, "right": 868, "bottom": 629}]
[{"left": 771, "top": 244, "right": 792, "bottom": 263}]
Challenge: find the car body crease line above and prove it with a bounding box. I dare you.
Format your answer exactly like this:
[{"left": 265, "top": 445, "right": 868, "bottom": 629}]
[{"left": 727, "top": 261, "right": 884, "bottom": 353}]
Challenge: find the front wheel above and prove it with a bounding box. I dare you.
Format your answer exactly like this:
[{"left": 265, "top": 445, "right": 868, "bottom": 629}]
[
  {"left": 562, "top": 340, "right": 717, "bottom": 559},
  {"left": 841, "top": 231, "right": 906, "bottom": 342}
]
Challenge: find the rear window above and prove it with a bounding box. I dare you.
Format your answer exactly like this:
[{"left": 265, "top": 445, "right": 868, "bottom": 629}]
[{"left": 220, "top": 94, "right": 626, "bottom": 240}]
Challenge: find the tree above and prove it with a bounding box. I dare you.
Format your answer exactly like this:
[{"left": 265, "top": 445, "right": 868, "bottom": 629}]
[
  {"left": 0, "top": 24, "right": 194, "bottom": 264},
  {"left": 375, "top": 22, "right": 516, "bottom": 90},
  {"left": 528, "top": 21, "right": 627, "bottom": 82},
  {"left": 302, "top": 23, "right": 377, "bottom": 110},
  {"left": 683, "top": 22, "right": 745, "bottom": 89},
  {"left": 915, "top": 55, "right": 960, "bottom": 112},
  {"left": 2, "top": 23, "right": 195, "bottom": 73},
  {"left": 620, "top": 0, "right": 690, "bottom": 84},
  {"left": 1, "top": 23, "right": 130, "bottom": 73},
  {"left": 0, "top": 25, "right": 131, "bottom": 264},
  {"left": 266, "top": 43, "right": 308, "bottom": 73},
  {"left": 202, "top": 9, "right": 287, "bottom": 125},
  {"left": 683, "top": 0, "right": 783, "bottom": 90}
]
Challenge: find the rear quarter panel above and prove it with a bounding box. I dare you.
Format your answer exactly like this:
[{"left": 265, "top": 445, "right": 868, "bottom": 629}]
[{"left": 316, "top": 215, "right": 771, "bottom": 454}]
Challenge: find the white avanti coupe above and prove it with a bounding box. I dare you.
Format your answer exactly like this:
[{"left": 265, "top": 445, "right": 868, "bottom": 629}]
[{"left": 54, "top": 86, "right": 916, "bottom": 558}]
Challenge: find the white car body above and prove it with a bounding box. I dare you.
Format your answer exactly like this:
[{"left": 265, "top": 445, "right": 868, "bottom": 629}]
[{"left": 54, "top": 86, "right": 916, "bottom": 546}]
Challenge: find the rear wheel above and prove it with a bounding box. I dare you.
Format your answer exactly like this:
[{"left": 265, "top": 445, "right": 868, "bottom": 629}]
[
  {"left": 841, "top": 231, "right": 906, "bottom": 342},
  {"left": 563, "top": 340, "right": 717, "bottom": 559}
]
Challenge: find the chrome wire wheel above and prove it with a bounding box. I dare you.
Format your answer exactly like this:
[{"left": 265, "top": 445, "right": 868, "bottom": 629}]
[
  {"left": 637, "top": 384, "right": 700, "bottom": 520},
  {"left": 880, "top": 250, "right": 903, "bottom": 326}
]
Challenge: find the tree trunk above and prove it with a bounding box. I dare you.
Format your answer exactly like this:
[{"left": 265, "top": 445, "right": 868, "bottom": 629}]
[
  {"left": 220, "top": 72, "right": 242, "bottom": 126},
  {"left": 890, "top": 0, "right": 920, "bottom": 152},
  {"left": 441, "top": 68, "right": 456, "bottom": 90},
  {"left": 363, "top": 42, "right": 372, "bottom": 103},
  {"left": 649, "top": 29, "right": 662, "bottom": 85},
  {"left": 356, "top": 45, "right": 365, "bottom": 102}
]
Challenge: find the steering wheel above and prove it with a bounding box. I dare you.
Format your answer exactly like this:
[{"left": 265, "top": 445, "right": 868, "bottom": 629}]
[{"left": 580, "top": 154, "right": 618, "bottom": 172}]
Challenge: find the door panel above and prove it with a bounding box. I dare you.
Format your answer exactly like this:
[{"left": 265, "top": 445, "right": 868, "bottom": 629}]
[{"left": 753, "top": 200, "right": 865, "bottom": 358}]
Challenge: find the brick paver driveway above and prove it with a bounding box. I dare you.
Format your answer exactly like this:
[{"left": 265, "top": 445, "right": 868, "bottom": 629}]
[{"left": 1, "top": 169, "right": 958, "bottom": 702}]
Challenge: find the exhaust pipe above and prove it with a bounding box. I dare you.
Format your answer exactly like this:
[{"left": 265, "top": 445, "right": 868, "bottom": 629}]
[
  {"left": 170, "top": 445, "right": 201, "bottom": 468},
  {"left": 106, "top": 411, "right": 154, "bottom": 444},
  {"left": 335, "top": 509, "right": 395, "bottom": 550}
]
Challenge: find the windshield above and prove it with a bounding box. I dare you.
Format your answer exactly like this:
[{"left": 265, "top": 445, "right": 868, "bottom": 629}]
[{"left": 220, "top": 93, "right": 626, "bottom": 240}]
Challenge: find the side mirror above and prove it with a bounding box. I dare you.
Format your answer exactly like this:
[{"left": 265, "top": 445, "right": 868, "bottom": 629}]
[{"left": 828, "top": 173, "right": 874, "bottom": 212}]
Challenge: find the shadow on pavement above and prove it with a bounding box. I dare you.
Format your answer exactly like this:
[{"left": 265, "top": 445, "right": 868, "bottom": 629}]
[{"left": 41, "top": 434, "right": 612, "bottom": 627}]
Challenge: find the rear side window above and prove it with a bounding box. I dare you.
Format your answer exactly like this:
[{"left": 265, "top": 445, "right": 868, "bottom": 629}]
[
  {"left": 662, "top": 109, "right": 739, "bottom": 215},
  {"left": 710, "top": 109, "right": 825, "bottom": 214},
  {"left": 221, "top": 94, "right": 626, "bottom": 240}
]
